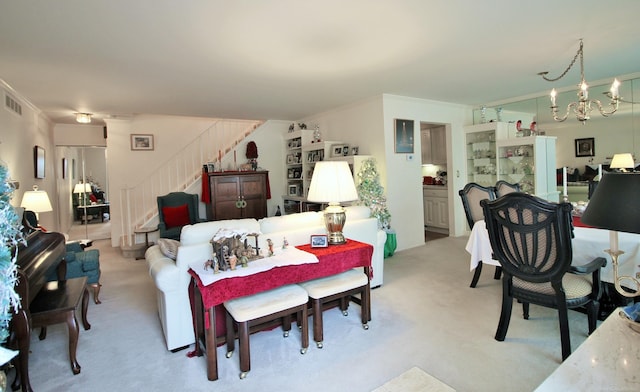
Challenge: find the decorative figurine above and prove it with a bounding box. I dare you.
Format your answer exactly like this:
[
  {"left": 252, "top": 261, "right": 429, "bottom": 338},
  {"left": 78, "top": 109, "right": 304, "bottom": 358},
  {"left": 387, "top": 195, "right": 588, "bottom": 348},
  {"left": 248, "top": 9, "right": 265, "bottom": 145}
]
[
  {"left": 298, "top": 123, "right": 307, "bottom": 130},
  {"left": 282, "top": 237, "right": 289, "bottom": 249},
  {"left": 229, "top": 252, "right": 237, "bottom": 270},
  {"left": 267, "top": 238, "right": 274, "bottom": 256},
  {"left": 313, "top": 125, "right": 321, "bottom": 143},
  {"left": 240, "top": 250, "right": 249, "bottom": 268}
]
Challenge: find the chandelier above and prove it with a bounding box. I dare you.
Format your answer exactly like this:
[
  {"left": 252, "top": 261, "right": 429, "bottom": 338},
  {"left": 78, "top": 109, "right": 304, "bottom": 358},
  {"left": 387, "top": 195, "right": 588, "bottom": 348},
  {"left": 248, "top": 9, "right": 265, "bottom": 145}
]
[{"left": 538, "top": 39, "right": 620, "bottom": 124}]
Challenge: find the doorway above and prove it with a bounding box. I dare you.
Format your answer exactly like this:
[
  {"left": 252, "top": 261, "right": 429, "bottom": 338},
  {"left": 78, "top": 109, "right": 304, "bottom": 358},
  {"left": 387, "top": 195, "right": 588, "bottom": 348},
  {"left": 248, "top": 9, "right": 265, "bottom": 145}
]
[
  {"left": 420, "top": 122, "right": 450, "bottom": 237},
  {"left": 57, "top": 146, "right": 110, "bottom": 241}
]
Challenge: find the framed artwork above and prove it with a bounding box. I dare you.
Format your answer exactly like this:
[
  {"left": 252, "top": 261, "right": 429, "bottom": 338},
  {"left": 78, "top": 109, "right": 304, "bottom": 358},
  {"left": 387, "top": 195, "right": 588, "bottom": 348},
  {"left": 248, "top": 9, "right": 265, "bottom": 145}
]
[
  {"left": 62, "top": 158, "right": 68, "bottom": 179},
  {"left": 394, "top": 119, "right": 414, "bottom": 153},
  {"left": 342, "top": 145, "right": 350, "bottom": 156},
  {"left": 310, "top": 234, "right": 328, "bottom": 248},
  {"left": 575, "top": 137, "right": 595, "bottom": 157},
  {"left": 131, "top": 134, "right": 154, "bottom": 151},
  {"left": 34, "top": 145, "right": 45, "bottom": 179},
  {"left": 332, "top": 144, "right": 348, "bottom": 157},
  {"left": 288, "top": 184, "right": 299, "bottom": 196}
]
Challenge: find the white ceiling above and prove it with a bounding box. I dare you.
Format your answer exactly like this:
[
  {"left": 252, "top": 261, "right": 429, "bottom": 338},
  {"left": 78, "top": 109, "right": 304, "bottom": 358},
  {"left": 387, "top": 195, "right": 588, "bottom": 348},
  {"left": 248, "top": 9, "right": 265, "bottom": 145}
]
[{"left": 1, "top": 1, "right": 639, "bottom": 125}]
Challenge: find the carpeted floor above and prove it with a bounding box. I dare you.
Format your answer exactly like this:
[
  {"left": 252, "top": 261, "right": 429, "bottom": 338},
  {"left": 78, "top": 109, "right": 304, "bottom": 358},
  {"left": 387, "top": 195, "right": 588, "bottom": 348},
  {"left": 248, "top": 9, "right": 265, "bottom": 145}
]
[{"left": 13, "top": 234, "right": 594, "bottom": 392}]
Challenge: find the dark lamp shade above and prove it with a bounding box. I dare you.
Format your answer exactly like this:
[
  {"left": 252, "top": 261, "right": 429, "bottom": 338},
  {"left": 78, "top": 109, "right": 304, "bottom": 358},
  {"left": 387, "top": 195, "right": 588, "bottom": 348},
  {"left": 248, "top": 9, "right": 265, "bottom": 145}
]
[{"left": 581, "top": 172, "right": 640, "bottom": 234}]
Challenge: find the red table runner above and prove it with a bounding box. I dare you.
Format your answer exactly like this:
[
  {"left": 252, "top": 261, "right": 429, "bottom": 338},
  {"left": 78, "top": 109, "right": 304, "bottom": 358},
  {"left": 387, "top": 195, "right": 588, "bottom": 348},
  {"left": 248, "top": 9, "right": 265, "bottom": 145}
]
[{"left": 190, "top": 239, "right": 373, "bottom": 309}]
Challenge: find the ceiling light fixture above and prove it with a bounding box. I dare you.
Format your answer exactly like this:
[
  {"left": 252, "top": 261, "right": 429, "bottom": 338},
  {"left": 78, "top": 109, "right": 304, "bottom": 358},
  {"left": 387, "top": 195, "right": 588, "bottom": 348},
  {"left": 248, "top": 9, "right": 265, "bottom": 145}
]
[
  {"left": 75, "top": 113, "right": 92, "bottom": 123},
  {"left": 538, "top": 39, "right": 620, "bottom": 124}
]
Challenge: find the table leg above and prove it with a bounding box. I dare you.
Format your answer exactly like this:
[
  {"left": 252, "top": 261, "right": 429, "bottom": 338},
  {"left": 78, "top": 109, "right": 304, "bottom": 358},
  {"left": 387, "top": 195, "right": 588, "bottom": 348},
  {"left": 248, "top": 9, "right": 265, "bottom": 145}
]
[
  {"left": 81, "top": 287, "right": 91, "bottom": 330},
  {"left": 206, "top": 305, "right": 218, "bottom": 381},
  {"left": 66, "top": 310, "right": 81, "bottom": 375}
]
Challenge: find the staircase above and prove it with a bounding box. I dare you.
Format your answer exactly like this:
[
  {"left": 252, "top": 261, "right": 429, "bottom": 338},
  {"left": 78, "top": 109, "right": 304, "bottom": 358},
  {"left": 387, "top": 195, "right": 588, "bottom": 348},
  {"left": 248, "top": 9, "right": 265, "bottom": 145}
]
[{"left": 119, "top": 119, "right": 263, "bottom": 247}]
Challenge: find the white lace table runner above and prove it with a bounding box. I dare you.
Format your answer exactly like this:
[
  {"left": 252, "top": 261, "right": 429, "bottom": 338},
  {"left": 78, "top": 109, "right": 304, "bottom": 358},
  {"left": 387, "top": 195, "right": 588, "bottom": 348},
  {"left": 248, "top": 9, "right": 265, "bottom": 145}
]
[{"left": 189, "top": 246, "right": 319, "bottom": 286}]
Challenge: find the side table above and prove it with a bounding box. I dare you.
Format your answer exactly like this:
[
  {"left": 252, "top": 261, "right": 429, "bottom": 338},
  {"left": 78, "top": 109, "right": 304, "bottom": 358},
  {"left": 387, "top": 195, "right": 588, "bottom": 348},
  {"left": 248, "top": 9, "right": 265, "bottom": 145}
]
[
  {"left": 30, "top": 276, "right": 91, "bottom": 375},
  {"left": 134, "top": 226, "right": 159, "bottom": 260}
]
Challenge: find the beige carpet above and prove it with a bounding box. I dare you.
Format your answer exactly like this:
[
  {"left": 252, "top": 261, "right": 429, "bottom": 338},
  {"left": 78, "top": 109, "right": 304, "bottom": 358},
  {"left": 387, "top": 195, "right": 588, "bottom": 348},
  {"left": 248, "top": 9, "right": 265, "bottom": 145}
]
[{"left": 372, "top": 367, "right": 455, "bottom": 392}]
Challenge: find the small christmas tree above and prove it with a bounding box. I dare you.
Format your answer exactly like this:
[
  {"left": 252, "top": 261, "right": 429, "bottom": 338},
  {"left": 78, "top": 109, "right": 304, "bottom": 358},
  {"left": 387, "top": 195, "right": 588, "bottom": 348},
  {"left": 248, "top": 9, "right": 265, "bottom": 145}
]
[{"left": 356, "top": 158, "right": 391, "bottom": 230}]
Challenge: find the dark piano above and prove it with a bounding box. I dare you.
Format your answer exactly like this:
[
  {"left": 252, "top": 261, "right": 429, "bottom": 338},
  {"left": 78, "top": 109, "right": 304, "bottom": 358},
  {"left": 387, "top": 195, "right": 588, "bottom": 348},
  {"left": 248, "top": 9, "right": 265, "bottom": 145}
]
[{"left": 8, "top": 229, "right": 65, "bottom": 392}]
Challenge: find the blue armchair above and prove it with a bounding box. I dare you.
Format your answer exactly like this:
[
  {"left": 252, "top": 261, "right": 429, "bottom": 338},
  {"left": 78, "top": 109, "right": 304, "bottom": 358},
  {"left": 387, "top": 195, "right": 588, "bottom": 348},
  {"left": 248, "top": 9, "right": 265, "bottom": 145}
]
[
  {"left": 157, "top": 192, "right": 202, "bottom": 240},
  {"left": 47, "top": 241, "right": 102, "bottom": 304}
]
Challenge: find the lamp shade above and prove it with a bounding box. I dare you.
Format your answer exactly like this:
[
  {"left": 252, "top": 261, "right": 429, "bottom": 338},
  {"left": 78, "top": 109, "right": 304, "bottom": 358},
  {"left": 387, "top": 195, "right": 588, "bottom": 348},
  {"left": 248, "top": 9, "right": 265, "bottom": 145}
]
[
  {"left": 307, "top": 161, "right": 358, "bottom": 203},
  {"left": 20, "top": 185, "right": 53, "bottom": 213},
  {"left": 73, "top": 183, "right": 92, "bottom": 193},
  {"left": 609, "top": 153, "right": 635, "bottom": 170},
  {"left": 581, "top": 172, "right": 640, "bottom": 234}
]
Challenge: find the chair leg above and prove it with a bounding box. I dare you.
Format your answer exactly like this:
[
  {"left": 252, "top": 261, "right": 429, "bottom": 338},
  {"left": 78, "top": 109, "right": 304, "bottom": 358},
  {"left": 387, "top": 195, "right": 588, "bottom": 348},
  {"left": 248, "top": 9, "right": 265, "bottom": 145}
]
[
  {"left": 300, "top": 306, "right": 309, "bottom": 354},
  {"left": 522, "top": 302, "right": 530, "bottom": 320},
  {"left": 557, "top": 303, "right": 571, "bottom": 361},
  {"left": 493, "top": 266, "right": 502, "bottom": 280},
  {"left": 495, "top": 280, "right": 513, "bottom": 342},
  {"left": 225, "top": 310, "right": 235, "bottom": 358},
  {"left": 470, "top": 261, "right": 483, "bottom": 288},
  {"left": 90, "top": 283, "right": 101, "bottom": 304},
  {"left": 312, "top": 298, "right": 323, "bottom": 348},
  {"left": 282, "top": 314, "right": 292, "bottom": 337},
  {"left": 586, "top": 300, "right": 600, "bottom": 334},
  {"left": 362, "top": 285, "right": 371, "bottom": 327},
  {"left": 238, "top": 321, "right": 250, "bottom": 379}
]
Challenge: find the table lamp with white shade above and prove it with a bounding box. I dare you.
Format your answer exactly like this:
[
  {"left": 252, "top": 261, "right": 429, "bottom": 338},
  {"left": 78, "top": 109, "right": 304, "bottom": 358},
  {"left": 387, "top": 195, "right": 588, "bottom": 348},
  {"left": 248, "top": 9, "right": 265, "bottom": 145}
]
[
  {"left": 581, "top": 171, "right": 640, "bottom": 297},
  {"left": 609, "top": 152, "right": 635, "bottom": 172},
  {"left": 73, "top": 182, "right": 92, "bottom": 205},
  {"left": 307, "top": 161, "right": 358, "bottom": 245},
  {"left": 20, "top": 185, "right": 52, "bottom": 220}
]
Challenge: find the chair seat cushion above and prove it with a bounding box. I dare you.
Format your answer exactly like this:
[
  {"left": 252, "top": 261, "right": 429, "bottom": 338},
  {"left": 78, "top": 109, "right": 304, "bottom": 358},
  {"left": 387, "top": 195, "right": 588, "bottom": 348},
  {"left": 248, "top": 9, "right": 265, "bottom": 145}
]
[
  {"left": 299, "top": 269, "right": 368, "bottom": 299},
  {"left": 162, "top": 204, "right": 191, "bottom": 229},
  {"left": 224, "top": 284, "right": 308, "bottom": 322},
  {"left": 513, "top": 273, "right": 593, "bottom": 299}
]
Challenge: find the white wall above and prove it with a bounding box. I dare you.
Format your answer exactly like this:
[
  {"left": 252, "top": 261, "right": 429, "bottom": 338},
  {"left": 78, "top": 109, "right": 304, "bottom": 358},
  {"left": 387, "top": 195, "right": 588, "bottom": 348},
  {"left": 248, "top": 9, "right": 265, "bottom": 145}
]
[
  {"left": 0, "top": 82, "right": 58, "bottom": 231},
  {"left": 300, "top": 94, "right": 472, "bottom": 252}
]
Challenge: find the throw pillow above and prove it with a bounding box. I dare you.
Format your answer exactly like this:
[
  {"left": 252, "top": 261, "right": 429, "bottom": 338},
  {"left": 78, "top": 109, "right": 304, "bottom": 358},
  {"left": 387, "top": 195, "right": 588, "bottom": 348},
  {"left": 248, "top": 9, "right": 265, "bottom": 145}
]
[
  {"left": 157, "top": 238, "right": 180, "bottom": 260},
  {"left": 162, "top": 204, "right": 191, "bottom": 229}
]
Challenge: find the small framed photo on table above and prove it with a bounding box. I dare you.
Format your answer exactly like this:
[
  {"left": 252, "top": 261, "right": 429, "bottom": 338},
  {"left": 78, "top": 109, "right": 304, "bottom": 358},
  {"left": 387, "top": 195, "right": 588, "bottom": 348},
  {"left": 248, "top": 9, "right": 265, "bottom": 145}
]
[{"left": 310, "top": 234, "right": 328, "bottom": 248}]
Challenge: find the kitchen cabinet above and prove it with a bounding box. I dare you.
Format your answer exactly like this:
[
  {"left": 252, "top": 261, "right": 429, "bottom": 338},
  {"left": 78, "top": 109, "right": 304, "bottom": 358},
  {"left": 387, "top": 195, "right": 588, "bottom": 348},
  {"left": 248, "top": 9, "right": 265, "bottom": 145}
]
[
  {"left": 496, "top": 136, "right": 559, "bottom": 202},
  {"left": 423, "top": 186, "right": 448, "bottom": 232},
  {"left": 205, "top": 171, "right": 268, "bottom": 220},
  {"left": 463, "top": 122, "right": 511, "bottom": 186},
  {"left": 421, "top": 127, "right": 446, "bottom": 164}
]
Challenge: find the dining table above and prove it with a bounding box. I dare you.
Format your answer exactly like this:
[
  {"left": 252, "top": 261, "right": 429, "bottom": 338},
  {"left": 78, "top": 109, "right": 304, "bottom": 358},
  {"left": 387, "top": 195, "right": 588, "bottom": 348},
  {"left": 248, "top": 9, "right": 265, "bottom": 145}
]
[
  {"left": 465, "top": 219, "right": 640, "bottom": 288},
  {"left": 188, "top": 238, "right": 374, "bottom": 381}
]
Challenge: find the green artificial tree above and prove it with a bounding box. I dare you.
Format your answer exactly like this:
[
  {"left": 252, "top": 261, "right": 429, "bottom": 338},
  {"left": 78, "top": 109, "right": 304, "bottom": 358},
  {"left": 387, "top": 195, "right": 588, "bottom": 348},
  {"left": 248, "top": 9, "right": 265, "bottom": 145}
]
[
  {"left": 356, "top": 158, "right": 391, "bottom": 230},
  {"left": 0, "top": 163, "right": 24, "bottom": 345}
]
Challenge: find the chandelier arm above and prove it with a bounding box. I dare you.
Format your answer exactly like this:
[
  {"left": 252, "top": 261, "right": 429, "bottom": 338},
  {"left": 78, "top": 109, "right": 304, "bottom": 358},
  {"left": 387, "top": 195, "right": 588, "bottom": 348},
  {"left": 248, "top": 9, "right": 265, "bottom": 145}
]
[
  {"left": 592, "top": 99, "right": 620, "bottom": 117},
  {"left": 540, "top": 40, "right": 584, "bottom": 82},
  {"left": 551, "top": 102, "right": 575, "bottom": 122}
]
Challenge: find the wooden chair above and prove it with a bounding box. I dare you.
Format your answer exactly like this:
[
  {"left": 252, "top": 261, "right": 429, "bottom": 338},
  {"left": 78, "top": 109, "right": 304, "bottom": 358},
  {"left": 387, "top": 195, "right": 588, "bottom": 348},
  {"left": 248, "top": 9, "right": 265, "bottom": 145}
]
[
  {"left": 298, "top": 268, "right": 370, "bottom": 348},
  {"left": 224, "top": 285, "right": 309, "bottom": 379},
  {"left": 458, "top": 183, "right": 501, "bottom": 287},
  {"left": 495, "top": 180, "right": 520, "bottom": 197},
  {"left": 481, "top": 193, "right": 606, "bottom": 360}
]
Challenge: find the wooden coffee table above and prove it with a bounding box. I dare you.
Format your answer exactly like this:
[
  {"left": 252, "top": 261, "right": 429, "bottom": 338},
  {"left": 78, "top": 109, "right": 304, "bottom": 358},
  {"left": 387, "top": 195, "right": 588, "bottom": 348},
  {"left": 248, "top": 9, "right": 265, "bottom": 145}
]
[{"left": 30, "top": 276, "right": 91, "bottom": 375}]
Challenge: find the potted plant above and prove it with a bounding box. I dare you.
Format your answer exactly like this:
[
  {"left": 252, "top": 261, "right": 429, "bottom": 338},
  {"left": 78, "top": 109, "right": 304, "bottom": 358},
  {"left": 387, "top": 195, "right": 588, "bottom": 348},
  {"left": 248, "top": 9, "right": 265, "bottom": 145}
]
[{"left": 0, "top": 163, "right": 24, "bottom": 369}]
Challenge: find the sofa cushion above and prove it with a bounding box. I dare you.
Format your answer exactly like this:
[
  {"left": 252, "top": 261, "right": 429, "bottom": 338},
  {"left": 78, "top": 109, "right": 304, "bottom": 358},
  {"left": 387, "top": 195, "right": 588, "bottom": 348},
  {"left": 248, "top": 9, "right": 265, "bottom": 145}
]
[
  {"left": 162, "top": 204, "right": 191, "bottom": 229},
  {"left": 259, "top": 211, "right": 322, "bottom": 234},
  {"left": 157, "top": 238, "right": 180, "bottom": 260}
]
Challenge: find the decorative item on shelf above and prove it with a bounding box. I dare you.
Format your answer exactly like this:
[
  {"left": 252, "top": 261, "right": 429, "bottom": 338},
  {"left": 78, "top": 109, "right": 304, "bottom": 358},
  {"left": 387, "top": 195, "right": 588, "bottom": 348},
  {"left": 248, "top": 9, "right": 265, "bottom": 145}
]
[
  {"left": 538, "top": 39, "right": 621, "bottom": 123},
  {"left": 298, "top": 123, "right": 307, "bottom": 130},
  {"left": 245, "top": 141, "right": 258, "bottom": 170},
  {"left": 307, "top": 161, "right": 358, "bottom": 245},
  {"left": 581, "top": 171, "right": 640, "bottom": 298},
  {"left": 496, "top": 107, "right": 503, "bottom": 122},
  {"left": 288, "top": 123, "right": 295, "bottom": 132},
  {"left": 480, "top": 106, "right": 487, "bottom": 124},
  {"left": 312, "top": 125, "right": 321, "bottom": 143}
]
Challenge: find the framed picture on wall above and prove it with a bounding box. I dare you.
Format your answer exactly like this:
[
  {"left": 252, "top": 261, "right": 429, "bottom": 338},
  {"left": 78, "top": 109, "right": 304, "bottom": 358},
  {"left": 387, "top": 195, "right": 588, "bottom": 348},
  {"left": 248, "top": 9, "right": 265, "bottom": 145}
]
[
  {"left": 575, "top": 137, "right": 595, "bottom": 157},
  {"left": 394, "top": 119, "right": 414, "bottom": 153},
  {"left": 34, "top": 145, "right": 45, "bottom": 179},
  {"left": 62, "top": 158, "right": 68, "bottom": 179},
  {"left": 131, "top": 134, "right": 154, "bottom": 151}
]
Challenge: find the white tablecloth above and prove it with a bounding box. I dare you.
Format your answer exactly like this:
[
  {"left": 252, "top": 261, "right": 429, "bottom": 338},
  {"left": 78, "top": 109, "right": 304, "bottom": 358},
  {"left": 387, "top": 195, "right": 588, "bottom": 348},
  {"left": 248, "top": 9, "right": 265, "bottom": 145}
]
[{"left": 465, "top": 220, "right": 640, "bottom": 286}]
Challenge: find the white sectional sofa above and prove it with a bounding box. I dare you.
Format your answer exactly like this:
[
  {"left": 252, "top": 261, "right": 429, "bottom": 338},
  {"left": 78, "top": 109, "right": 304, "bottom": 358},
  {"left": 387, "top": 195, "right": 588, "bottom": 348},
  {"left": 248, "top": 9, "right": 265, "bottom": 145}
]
[{"left": 145, "top": 206, "right": 386, "bottom": 351}]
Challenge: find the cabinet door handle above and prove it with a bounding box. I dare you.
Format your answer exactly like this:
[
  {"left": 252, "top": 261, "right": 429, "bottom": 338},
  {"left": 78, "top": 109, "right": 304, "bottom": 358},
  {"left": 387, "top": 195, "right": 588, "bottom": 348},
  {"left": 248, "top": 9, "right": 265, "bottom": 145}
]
[{"left": 241, "top": 200, "right": 247, "bottom": 208}]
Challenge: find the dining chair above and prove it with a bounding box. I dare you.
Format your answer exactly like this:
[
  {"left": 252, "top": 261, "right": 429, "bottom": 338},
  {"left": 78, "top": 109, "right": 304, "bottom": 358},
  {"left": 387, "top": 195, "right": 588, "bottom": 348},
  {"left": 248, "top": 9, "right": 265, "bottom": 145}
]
[
  {"left": 481, "top": 192, "right": 606, "bottom": 360},
  {"left": 495, "top": 180, "right": 520, "bottom": 197},
  {"left": 298, "top": 268, "right": 370, "bottom": 348},
  {"left": 458, "top": 182, "right": 501, "bottom": 287},
  {"left": 224, "top": 284, "right": 309, "bottom": 379}
]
